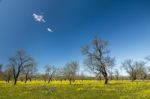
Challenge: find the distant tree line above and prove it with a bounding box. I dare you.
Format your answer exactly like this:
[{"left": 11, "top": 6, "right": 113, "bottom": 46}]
[{"left": 0, "top": 37, "right": 150, "bottom": 85}]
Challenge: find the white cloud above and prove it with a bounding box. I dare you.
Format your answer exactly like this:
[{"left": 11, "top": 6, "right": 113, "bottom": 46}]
[
  {"left": 33, "top": 13, "right": 45, "bottom": 23},
  {"left": 32, "top": 13, "right": 53, "bottom": 32},
  {"left": 47, "top": 27, "right": 53, "bottom": 32}
]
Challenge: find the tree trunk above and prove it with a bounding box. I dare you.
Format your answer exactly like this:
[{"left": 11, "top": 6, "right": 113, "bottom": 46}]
[
  {"left": 69, "top": 79, "right": 72, "bottom": 85},
  {"left": 13, "top": 66, "right": 21, "bottom": 85},
  {"left": 73, "top": 79, "right": 75, "bottom": 83},
  {"left": 99, "top": 75, "right": 102, "bottom": 81},
  {"left": 29, "top": 77, "right": 32, "bottom": 82},
  {"left": 104, "top": 76, "right": 108, "bottom": 84},
  {"left": 116, "top": 76, "right": 119, "bottom": 80},
  {"left": 131, "top": 75, "right": 136, "bottom": 81},
  {"left": 14, "top": 73, "right": 19, "bottom": 85},
  {"left": 102, "top": 69, "right": 108, "bottom": 84},
  {"left": 14, "top": 78, "right": 17, "bottom": 85},
  {"left": 48, "top": 79, "right": 51, "bottom": 83},
  {"left": 132, "top": 78, "right": 136, "bottom": 82},
  {"left": 48, "top": 76, "right": 52, "bottom": 83},
  {"left": 104, "top": 73, "right": 108, "bottom": 84},
  {"left": 25, "top": 74, "right": 28, "bottom": 83},
  {"left": 7, "top": 74, "right": 10, "bottom": 83}
]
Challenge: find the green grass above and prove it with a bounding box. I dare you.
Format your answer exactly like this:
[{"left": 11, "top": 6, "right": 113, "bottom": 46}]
[{"left": 0, "top": 80, "right": 150, "bottom": 99}]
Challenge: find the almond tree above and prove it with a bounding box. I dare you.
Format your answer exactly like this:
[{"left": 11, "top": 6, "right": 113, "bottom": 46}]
[
  {"left": 114, "top": 69, "right": 119, "bottom": 80},
  {"left": 23, "top": 60, "right": 37, "bottom": 83},
  {"left": 122, "top": 59, "right": 145, "bottom": 81},
  {"left": 0, "top": 64, "right": 3, "bottom": 80},
  {"left": 3, "top": 66, "right": 13, "bottom": 83},
  {"left": 81, "top": 37, "right": 115, "bottom": 84},
  {"left": 63, "top": 61, "right": 79, "bottom": 85},
  {"left": 8, "top": 49, "right": 35, "bottom": 85},
  {"left": 45, "top": 65, "right": 56, "bottom": 83}
]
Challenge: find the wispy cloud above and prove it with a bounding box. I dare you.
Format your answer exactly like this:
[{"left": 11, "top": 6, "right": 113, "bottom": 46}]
[
  {"left": 33, "top": 13, "right": 45, "bottom": 23},
  {"left": 47, "top": 27, "right": 53, "bottom": 32},
  {"left": 33, "top": 13, "right": 54, "bottom": 32}
]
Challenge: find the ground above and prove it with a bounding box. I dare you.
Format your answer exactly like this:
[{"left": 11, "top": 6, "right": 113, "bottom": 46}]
[{"left": 0, "top": 80, "right": 150, "bottom": 99}]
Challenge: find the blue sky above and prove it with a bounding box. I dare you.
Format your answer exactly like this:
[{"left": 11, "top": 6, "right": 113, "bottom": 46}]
[{"left": 0, "top": 0, "right": 150, "bottom": 74}]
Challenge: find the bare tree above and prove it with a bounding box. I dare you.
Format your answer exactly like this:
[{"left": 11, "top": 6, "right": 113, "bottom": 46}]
[
  {"left": 3, "top": 66, "right": 13, "bottom": 83},
  {"left": 114, "top": 69, "right": 119, "bottom": 80},
  {"left": 23, "top": 60, "right": 37, "bottom": 83},
  {"left": 45, "top": 65, "right": 56, "bottom": 83},
  {"left": 8, "top": 49, "right": 35, "bottom": 85},
  {"left": 0, "top": 64, "right": 2, "bottom": 72},
  {"left": 41, "top": 74, "right": 47, "bottom": 82},
  {"left": 122, "top": 59, "right": 145, "bottom": 81},
  {"left": 0, "top": 64, "right": 3, "bottom": 80},
  {"left": 138, "top": 67, "right": 148, "bottom": 80},
  {"left": 108, "top": 67, "right": 113, "bottom": 80},
  {"left": 96, "top": 72, "right": 102, "bottom": 81},
  {"left": 144, "top": 56, "right": 150, "bottom": 79},
  {"left": 63, "top": 61, "right": 79, "bottom": 85},
  {"left": 55, "top": 68, "right": 65, "bottom": 82},
  {"left": 80, "top": 72, "right": 85, "bottom": 81},
  {"left": 81, "top": 37, "right": 115, "bottom": 84}
]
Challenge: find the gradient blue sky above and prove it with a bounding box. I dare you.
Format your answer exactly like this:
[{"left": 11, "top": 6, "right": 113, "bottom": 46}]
[{"left": 0, "top": 0, "right": 150, "bottom": 73}]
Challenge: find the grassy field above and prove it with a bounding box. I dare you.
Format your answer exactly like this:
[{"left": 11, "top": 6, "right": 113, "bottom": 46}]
[{"left": 0, "top": 80, "right": 150, "bottom": 99}]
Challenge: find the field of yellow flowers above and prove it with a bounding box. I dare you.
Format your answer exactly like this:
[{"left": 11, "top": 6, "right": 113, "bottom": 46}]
[{"left": 0, "top": 80, "right": 150, "bottom": 99}]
